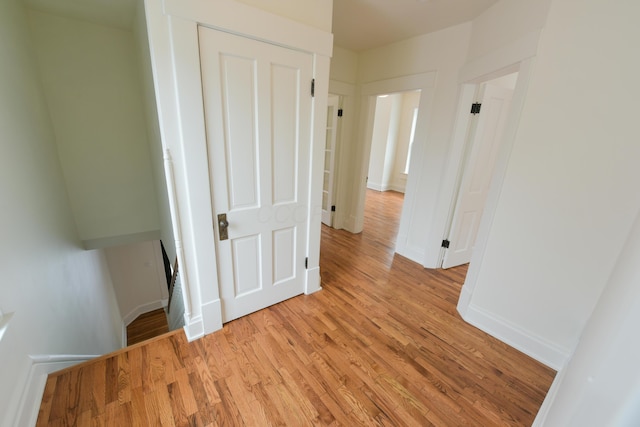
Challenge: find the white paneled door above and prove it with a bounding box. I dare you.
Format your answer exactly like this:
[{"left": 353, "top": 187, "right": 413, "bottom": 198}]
[
  {"left": 199, "top": 28, "right": 313, "bottom": 322},
  {"left": 442, "top": 84, "right": 513, "bottom": 269}
]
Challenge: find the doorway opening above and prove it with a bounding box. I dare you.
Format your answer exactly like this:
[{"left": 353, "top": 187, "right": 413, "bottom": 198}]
[
  {"left": 364, "top": 89, "right": 421, "bottom": 247},
  {"left": 441, "top": 71, "right": 519, "bottom": 269}
]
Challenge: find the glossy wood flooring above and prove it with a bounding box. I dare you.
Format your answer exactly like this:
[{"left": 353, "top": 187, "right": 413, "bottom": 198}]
[
  {"left": 127, "top": 308, "right": 170, "bottom": 346},
  {"left": 37, "top": 190, "right": 556, "bottom": 426}
]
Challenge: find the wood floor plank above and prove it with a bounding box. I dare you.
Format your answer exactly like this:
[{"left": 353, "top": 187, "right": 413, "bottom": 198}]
[{"left": 37, "top": 189, "right": 556, "bottom": 426}]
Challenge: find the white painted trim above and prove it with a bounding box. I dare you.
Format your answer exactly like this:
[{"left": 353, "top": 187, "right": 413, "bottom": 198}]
[
  {"left": 122, "top": 299, "right": 167, "bottom": 327},
  {"left": 350, "top": 72, "right": 437, "bottom": 247},
  {"left": 361, "top": 73, "right": 437, "bottom": 96},
  {"left": 305, "top": 266, "right": 322, "bottom": 295},
  {"left": 433, "top": 84, "right": 477, "bottom": 267},
  {"left": 366, "top": 182, "right": 387, "bottom": 192},
  {"left": 305, "top": 55, "right": 331, "bottom": 294},
  {"left": 183, "top": 314, "right": 204, "bottom": 342},
  {"left": 163, "top": 0, "right": 333, "bottom": 57},
  {"left": 14, "top": 354, "right": 99, "bottom": 427},
  {"left": 461, "top": 303, "right": 569, "bottom": 370},
  {"left": 366, "top": 183, "right": 406, "bottom": 193},
  {"left": 200, "top": 299, "right": 222, "bottom": 335},
  {"left": 457, "top": 58, "right": 536, "bottom": 304},
  {"left": 532, "top": 366, "right": 567, "bottom": 426}
]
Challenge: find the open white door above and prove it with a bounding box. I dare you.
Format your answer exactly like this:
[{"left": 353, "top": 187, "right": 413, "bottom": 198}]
[
  {"left": 442, "top": 84, "right": 513, "bottom": 269},
  {"left": 199, "top": 28, "right": 313, "bottom": 321},
  {"left": 321, "top": 95, "right": 339, "bottom": 226}
]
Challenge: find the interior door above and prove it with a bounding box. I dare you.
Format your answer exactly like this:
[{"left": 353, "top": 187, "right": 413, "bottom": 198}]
[
  {"left": 199, "top": 27, "right": 313, "bottom": 321},
  {"left": 442, "top": 83, "right": 513, "bottom": 269},
  {"left": 321, "top": 95, "right": 339, "bottom": 226}
]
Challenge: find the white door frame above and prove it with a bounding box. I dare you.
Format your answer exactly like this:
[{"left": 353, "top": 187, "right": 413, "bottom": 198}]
[
  {"left": 349, "top": 73, "right": 436, "bottom": 236},
  {"left": 441, "top": 81, "right": 515, "bottom": 269},
  {"left": 144, "top": 0, "right": 333, "bottom": 340},
  {"left": 445, "top": 45, "right": 540, "bottom": 319}
]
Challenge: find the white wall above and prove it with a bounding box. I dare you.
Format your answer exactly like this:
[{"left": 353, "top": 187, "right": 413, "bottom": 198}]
[
  {"left": 366, "top": 91, "right": 420, "bottom": 194},
  {"left": 467, "top": 0, "right": 551, "bottom": 61},
  {"left": 330, "top": 46, "right": 359, "bottom": 85},
  {"left": 390, "top": 91, "right": 421, "bottom": 193},
  {"left": 537, "top": 208, "right": 640, "bottom": 426},
  {"left": 105, "top": 240, "right": 168, "bottom": 326},
  {"left": 0, "top": 0, "right": 122, "bottom": 423},
  {"left": 28, "top": 9, "right": 160, "bottom": 247},
  {"left": 366, "top": 94, "right": 397, "bottom": 191},
  {"left": 463, "top": 0, "right": 640, "bottom": 366}
]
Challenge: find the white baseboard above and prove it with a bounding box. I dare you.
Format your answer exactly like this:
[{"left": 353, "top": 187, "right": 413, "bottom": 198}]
[
  {"left": 460, "top": 302, "right": 569, "bottom": 370},
  {"left": 183, "top": 315, "right": 204, "bottom": 342},
  {"left": 122, "top": 299, "right": 168, "bottom": 327},
  {"left": 15, "top": 354, "right": 99, "bottom": 427},
  {"left": 388, "top": 184, "right": 405, "bottom": 193},
  {"left": 366, "top": 182, "right": 387, "bottom": 192},
  {"left": 395, "top": 237, "right": 426, "bottom": 265},
  {"left": 532, "top": 365, "right": 566, "bottom": 426},
  {"left": 305, "top": 266, "right": 322, "bottom": 295},
  {"left": 201, "top": 299, "right": 223, "bottom": 335}
]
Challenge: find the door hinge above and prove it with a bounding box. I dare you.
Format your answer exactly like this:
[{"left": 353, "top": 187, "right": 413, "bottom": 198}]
[
  {"left": 305, "top": 257, "right": 309, "bottom": 269},
  {"left": 311, "top": 79, "right": 315, "bottom": 97},
  {"left": 337, "top": 108, "right": 343, "bottom": 117},
  {"left": 470, "top": 103, "right": 482, "bottom": 115},
  {"left": 441, "top": 239, "right": 450, "bottom": 249},
  {"left": 331, "top": 205, "right": 336, "bottom": 212}
]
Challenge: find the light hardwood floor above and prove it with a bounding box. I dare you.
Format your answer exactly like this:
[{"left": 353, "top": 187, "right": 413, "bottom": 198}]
[
  {"left": 127, "top": 308, "right": 170, "bottom": 346},
  {"left": 37, "top": 189, "right": 556, "bottom": 426}
]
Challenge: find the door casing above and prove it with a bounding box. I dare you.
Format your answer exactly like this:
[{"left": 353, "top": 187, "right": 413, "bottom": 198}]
[{"left": 144, "top": 0, "right": 333, "bottom": 340}]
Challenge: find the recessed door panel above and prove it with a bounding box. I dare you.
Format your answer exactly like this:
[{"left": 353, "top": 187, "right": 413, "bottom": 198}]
[
  {"left": 232, "top": 235, "right": 262, "bottom": 296},
  {"left": 272, "top": 64, "right": 299, "bottom": 205},
  {"left": 273, "top": 227, "right": 296, "bottom": 284},
  {"left": 220, "top": 54, "right": 260, "bottom": 210}
]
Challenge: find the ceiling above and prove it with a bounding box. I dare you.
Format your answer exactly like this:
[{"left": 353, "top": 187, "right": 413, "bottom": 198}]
[
  {"left": 23, "top": 0, "right": 498, "bottom": 51},
  {"left": 332, "top": 0, "right": 497, "bottom": 51}
]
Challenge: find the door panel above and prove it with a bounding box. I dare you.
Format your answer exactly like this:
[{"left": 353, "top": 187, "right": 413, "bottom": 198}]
[
  {"left": 199, "top": 27, "right": 313, "bottom": 321},
  {"left": 442, "top": 84, "right": 513, "bottom": 269}
]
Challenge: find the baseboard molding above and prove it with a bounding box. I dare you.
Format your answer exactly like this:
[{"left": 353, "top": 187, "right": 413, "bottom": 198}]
[
  {"left": 388, "top": 184, "right": 405, "bottom": 193},
  {"left": 15, "top": 354, "right": 99, "bottom": 427},
  {"left": 395, "top": 237, "right": 425, "bottom": 265},
  {"left": 366, "top": 182, "right": 387, "bottom": 192},
  {"left": 532, "top": 365, "right": 567, "bottom": 426},
  {"left": 305, "top": 266, "right": 322, "bottom": 295},
  {"left": 201, "top": 299, "right": 223, "bottom": 335},
  {"left": 122, "top": 299, "right": 168, "bottom": 327},
  {"left": 461, "top": 303, "right": 569, "bottom": 371},
  {"left": 183, "top": 315, "right": 204, "bottom": 342}
]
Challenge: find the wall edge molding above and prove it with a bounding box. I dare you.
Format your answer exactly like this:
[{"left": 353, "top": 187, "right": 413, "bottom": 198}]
[
  {"left": 462, "top": 303, "right": 569, "bottom": 371},
  {"left": 123, "top": 299, "right": 167, "bottom": 327},
  {"left": 14, "top": 354, "right": 100, "bottom": 427}
]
